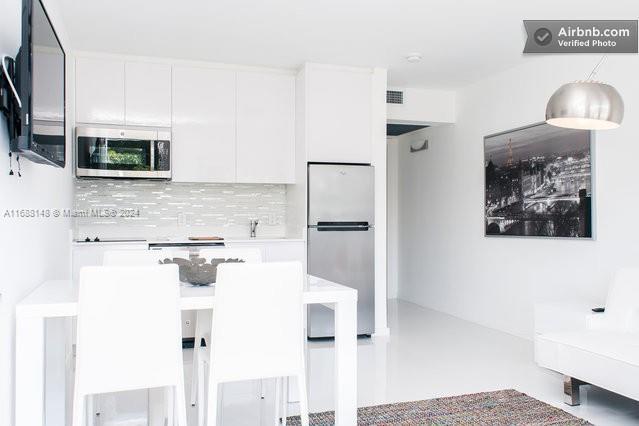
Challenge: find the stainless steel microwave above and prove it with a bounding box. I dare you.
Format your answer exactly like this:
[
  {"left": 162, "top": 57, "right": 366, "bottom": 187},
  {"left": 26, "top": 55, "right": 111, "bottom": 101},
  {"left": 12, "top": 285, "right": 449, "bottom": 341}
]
[{"left": 75, "top": 127, "right": 171, "bottom": 179}]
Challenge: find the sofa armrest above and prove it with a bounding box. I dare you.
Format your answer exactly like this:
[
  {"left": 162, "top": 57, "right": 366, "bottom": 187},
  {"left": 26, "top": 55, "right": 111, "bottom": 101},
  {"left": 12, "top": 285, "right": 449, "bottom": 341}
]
[
  {"left": 590, "top": 307, "right": 639, "bottom": 333},
  {"left": 629, "top": 308, "right": 639, "bottom": 333},
  {"left": 534, "top": 301, "right": 601, "bottom": 335},
  {"left": 587, "top": 312, "right": 608, "bottom": 330}
]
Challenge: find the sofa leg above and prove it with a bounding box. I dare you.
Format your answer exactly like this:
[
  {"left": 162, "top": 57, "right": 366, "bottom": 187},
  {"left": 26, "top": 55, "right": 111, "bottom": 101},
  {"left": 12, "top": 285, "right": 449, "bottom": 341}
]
[{"left": 564, "top": 376, "right": 585, "bottom": 406}]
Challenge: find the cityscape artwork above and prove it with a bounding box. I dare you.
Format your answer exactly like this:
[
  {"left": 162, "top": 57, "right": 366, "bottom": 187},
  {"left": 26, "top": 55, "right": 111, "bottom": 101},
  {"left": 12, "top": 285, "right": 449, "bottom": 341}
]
[{"left": 484, "top": 123, "right": 592, "bottom": 238}]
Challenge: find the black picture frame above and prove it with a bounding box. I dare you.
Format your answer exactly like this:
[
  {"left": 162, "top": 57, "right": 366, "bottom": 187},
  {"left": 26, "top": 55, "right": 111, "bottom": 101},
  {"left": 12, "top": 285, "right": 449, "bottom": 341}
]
[{"left": 484, "top": 122, "right": 593, "bottom": 239}]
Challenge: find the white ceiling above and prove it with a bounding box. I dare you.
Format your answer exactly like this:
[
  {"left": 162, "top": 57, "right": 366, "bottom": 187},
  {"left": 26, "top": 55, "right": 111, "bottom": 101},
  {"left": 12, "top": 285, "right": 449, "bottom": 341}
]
[{"left": 57, "top": 0, "right": 638, "bottom": 89}]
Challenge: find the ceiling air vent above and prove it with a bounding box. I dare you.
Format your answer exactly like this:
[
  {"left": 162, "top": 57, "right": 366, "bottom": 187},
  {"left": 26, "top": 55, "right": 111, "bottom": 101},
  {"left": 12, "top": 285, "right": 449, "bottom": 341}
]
[{"left": 386, "top": 90, "right": 404, "bottom": 104}]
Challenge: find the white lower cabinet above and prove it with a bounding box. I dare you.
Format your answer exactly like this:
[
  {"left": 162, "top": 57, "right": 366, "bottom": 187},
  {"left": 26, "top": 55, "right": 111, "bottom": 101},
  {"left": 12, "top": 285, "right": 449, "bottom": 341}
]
[
  {"left": 71, "top": 243, "right": 148, "bottom": 284},
  {"left": 266, "top": 241, "right": 306, "bottom": 271},
  {"left": 72, "top": 241, "right": 306, "bottom": 285},
  {"left": 225, "top": 241, "right": 306, "bottom": 271}
]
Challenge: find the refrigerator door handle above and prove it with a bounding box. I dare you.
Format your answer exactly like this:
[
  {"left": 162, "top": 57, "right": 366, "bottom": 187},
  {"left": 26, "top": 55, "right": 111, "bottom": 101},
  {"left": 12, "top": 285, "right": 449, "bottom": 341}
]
[{"left": 310, "top": 222, "right": 372, "bottom": 232}]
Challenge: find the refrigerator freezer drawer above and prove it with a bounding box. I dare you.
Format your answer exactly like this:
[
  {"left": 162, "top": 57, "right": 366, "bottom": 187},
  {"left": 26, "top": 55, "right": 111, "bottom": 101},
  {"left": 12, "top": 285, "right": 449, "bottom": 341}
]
[{"left": 307, "top": 227, "right": 374, "bottom": 337}]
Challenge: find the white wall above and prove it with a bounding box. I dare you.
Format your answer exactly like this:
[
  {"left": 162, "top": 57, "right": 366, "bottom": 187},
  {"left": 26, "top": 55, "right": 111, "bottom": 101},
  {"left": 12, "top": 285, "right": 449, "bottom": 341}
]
[
  {"left": 386, "top": 138, "right": 399, "bottom": 299},
  {"left": 0, "top": 1, "right": 72, "bottom": 424},
  {"left": 397, "top": 54, "right": 639, "bottom": 339}
]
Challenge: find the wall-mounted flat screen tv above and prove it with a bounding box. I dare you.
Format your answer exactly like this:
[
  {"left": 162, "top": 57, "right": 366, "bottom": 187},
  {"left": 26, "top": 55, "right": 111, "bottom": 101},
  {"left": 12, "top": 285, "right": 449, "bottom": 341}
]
[{"left": 12, "top": 0, "right": 66, "bottom": 167}]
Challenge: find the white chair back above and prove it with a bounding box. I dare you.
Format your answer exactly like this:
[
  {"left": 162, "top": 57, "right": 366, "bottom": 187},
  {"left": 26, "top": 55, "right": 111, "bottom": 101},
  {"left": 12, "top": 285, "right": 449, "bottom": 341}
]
[
  {"left": 103, "top": 249, "right": 190, "bottom": 266},
  {"left": 188, "top": 248, "right": 262, "bottom": 417},
  {"left": 601, "top": 268, "right": 639, "bottom": 332},
  {"left": 206, "top": 262, "right": 309, "bottom": 425},
  {"left": 198, "top": 247, "right": 262, "bottom": 263},
  {"left": 73, "top": 265, "right": 187, "bottom": 425},
  {"left": 210, "top": 261, "right": 304, "bottom": 381}
]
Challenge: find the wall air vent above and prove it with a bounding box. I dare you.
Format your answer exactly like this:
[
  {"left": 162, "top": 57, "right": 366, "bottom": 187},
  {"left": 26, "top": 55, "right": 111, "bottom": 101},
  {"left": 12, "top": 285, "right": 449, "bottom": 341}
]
[{"left": 386, "top": 90, "right": 404, "bottom": 104}]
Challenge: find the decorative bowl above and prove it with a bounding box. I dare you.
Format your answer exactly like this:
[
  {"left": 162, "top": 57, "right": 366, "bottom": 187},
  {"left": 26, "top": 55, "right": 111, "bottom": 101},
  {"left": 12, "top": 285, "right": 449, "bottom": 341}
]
[{"left": 160, "top": 256, "right": 245, "bottom": 286}]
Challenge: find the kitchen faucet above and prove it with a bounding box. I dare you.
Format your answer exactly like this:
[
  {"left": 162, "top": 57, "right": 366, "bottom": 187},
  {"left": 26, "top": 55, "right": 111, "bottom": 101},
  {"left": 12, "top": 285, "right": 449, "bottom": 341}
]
[{"left": 250, "top": 219, "right": 259, "bottom": 238}]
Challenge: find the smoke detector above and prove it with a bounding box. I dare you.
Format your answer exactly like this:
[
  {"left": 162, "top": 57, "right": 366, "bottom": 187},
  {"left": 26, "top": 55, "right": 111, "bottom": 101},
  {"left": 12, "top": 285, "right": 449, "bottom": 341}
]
[{"left": 405, "top": 53, "right": 422, "bottom": 63}]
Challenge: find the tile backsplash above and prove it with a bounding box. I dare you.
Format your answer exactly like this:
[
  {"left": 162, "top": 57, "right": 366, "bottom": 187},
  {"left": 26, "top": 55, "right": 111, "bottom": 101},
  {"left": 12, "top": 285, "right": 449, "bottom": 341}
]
[{"left": 74, "top": 179, "right": 287, "bottom": 240}]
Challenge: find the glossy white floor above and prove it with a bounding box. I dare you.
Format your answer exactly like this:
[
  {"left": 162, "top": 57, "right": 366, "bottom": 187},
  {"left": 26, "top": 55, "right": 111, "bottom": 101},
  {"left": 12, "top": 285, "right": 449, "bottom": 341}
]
[{"left": 95, "top": 300, "right": 639, "bottom": 425}]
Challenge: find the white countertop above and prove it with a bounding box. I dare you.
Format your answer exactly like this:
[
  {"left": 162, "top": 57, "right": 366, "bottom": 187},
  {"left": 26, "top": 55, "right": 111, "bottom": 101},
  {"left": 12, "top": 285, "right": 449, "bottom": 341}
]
[{"left": 72, "top": 237, "right": 305, "bottom": 246}]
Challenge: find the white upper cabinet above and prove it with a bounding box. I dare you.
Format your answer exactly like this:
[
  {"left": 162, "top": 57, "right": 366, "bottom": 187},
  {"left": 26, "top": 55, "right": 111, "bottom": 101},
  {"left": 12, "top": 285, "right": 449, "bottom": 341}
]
[
  {"left": 75, "top": 57, "right": 125, "bottom": 124},
  {"left": 236, "top": 71, "right": 295, "bottom": 183},
  {"left": 172, "top": 66, "right": 237, "bottom": 183},
  {"left": 76, "top": 56, "right": 298, "bottom": 183},
  {"left": 76, "top": 57, "right": 172, "bottom": 127},
  {"left": 125, "top": 62, "right": 172, "bottom": 127},
  {"left": 306, "top": 66, "right": 372, "bottom": 164}
]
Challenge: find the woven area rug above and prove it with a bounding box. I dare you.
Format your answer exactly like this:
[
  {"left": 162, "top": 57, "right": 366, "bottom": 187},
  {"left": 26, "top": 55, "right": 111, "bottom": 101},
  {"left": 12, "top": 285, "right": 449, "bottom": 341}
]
[{"left": 287, "top": 389, "right": 591, "bottom": 425}]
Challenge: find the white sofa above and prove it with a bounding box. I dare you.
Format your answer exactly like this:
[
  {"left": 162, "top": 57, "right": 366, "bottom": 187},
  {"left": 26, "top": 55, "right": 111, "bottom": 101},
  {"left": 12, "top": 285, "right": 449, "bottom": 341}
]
[{"left": 535, "top": 268, "right": 639, "bottom": 405}]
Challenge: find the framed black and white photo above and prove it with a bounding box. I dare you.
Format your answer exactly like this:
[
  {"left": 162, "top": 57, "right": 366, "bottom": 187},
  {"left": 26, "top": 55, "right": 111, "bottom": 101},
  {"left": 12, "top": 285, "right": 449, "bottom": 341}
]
[{"left": 484, "top": 122, "right": 592, "bottom": 238}]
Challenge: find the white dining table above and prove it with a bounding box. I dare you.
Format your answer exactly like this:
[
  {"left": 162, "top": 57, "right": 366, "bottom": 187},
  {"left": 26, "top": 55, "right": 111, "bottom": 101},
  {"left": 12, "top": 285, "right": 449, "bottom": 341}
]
[{"left": 15, "top": 275, "right": 358, "bottom": 426}]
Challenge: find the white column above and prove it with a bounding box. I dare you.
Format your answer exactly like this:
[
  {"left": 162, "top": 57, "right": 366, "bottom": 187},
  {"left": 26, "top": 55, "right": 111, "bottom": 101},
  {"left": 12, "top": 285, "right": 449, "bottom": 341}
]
[
  {"left": 334, "top": 298, "right": 357, "bottom": 425},
  {"left": 371, "top": 67, "right": 390, "bottom": 337},
  {"left": 16, "top": 315, "right": 45, "bottom": 426}
]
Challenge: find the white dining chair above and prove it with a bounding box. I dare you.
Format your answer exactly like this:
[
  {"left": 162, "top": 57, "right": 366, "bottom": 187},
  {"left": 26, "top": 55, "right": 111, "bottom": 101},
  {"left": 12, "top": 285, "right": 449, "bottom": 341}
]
[
  {"left": 97, "top": 249, "right": 189, "bottom": 420},
  {"left": 192, "top": 248, "right": 263, "bottom": 416},
  {"left": 72, "top": 265, "right": 187, "bottom": 426},
  {"left": 205, "top": 261, "right": 309, "bottom": 426}
]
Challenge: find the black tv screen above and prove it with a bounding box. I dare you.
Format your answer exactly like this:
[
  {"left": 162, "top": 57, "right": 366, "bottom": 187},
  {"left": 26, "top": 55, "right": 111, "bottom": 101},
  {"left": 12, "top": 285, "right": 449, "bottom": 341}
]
[{"left": 13, "top": 0, "right": 66, "bottom": 168}]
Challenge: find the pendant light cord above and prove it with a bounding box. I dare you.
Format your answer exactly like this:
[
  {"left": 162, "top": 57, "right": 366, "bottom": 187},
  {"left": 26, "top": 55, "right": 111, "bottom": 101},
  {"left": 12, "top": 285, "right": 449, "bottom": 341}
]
[{"left": 586, "top": 55, "right": 607, "bottom": 81}]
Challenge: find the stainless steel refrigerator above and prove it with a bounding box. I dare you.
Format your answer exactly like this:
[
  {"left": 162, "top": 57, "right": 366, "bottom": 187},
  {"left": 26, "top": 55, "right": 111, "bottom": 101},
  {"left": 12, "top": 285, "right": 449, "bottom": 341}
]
[{"left": 307, "top": 163, "right": 375, "bottom": 338}]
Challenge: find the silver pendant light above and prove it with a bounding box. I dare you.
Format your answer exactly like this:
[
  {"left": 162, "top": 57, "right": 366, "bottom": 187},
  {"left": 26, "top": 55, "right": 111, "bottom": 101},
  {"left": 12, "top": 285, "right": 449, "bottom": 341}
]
[{"left": 546, "top": 56, "right": 624, "bottom": 130}]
